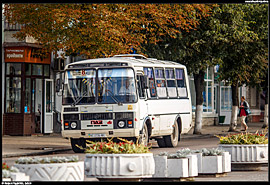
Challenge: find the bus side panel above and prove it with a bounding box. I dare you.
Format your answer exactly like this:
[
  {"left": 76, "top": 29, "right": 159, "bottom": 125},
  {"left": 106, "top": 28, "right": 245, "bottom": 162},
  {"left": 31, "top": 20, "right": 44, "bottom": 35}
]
[{"left": 147, "top": 99, "right": 192, "bottom": 136}]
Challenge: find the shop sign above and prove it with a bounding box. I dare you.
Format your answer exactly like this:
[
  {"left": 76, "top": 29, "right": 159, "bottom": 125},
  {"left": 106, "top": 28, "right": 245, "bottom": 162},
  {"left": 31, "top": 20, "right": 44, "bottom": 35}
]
[
  {"left": 5, "top": 49, "right": 24, "bottom": 60},
  {"left": 5, "top": 46, "right": 51, "bottom": 64}
]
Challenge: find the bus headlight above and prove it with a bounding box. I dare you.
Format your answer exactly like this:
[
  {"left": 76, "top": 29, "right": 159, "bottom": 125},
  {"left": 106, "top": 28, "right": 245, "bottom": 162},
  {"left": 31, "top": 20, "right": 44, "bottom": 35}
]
[
  {"left": 70, "top": 122, "right": 77, "bottom": 129},
  {"left": 117, "top": 121, "right": 125, "bottom": 128}
]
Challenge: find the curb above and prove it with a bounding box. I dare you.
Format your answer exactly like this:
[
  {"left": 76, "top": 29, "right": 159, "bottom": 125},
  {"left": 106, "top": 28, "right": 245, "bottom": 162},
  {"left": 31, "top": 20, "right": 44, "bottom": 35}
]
[{"left": 3, "top": 148, "right": 72, "bottom": 158}]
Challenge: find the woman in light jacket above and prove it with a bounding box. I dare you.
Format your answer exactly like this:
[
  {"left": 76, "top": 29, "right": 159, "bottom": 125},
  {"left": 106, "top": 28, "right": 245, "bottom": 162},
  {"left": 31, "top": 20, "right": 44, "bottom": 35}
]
[{"left": 239, "top": 96, "right": 250, "bottom": 131}]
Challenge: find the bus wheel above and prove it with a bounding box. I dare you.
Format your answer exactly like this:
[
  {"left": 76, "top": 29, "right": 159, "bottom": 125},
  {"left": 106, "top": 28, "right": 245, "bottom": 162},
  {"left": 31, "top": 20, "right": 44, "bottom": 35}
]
[
  {"left": 138, "top": 123, "right": 149, "bottom": 146},
  {"left": 164, "top": 121, "right": 179, "bottom": 147},
  {"left": 71, "top": 138, "right": 86, "bottom": 153},
  {"left": 157, "top": 138, "right": 166, "bottom": 148}
]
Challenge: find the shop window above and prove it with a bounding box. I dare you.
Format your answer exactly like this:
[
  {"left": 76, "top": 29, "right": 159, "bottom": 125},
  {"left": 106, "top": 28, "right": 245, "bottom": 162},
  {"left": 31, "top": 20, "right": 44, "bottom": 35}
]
[
  {"left": 165, "top": 68, "right": 177, "bottom": 98},
  {"left": 44, "top": 65, "right": 50, "bottom": 77},
  {"left": 143, "top": 67, "right": 157, "bottom": 98},
  {"left": 203, "top": 81, "right": 213, "bottom": 112},
  {"left": 6, "top": 63, "right": 21, "bottom": 75},
  {"left": 6, "top": 77, "right": 21, "bottom": 113},
  {"left": 33, "top": 64, "right": 43, "bottom": 75},
  {"left": 189, "top": 67, "right": 214, "bottom": 113},
  {"left": 24, "top": 78, "right": 31, "bottom": 113},
  {"left": 155, "top": 68, "right": 167, "bottom": 98},
  {"left": 25, "top": 63, "right": 31, "bottom": 76},
  {"left": 221, "top": 84, "right": 232, "bottom": 111},
  {"left": 203, "top": 68, "right": 214, "bottom": 112}
]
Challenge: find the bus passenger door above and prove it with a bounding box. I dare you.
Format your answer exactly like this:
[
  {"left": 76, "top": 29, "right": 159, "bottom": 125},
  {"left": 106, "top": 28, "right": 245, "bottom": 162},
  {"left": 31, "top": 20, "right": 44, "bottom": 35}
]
[{"left": 137, "top": 74, "right": 148, "bottom": 129}]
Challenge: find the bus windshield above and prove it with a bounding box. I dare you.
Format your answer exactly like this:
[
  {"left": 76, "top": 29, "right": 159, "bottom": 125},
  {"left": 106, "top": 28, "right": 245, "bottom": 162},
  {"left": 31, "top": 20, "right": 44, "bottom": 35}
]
[
  {"left": 98, "top": 68, "right": 137, "bottom": 104},
  {"left": 63, "top": 68, "right": 137, "bottom": 105},
  {"left": 63, "top": 69, "right": 96, "bottom": 105}
]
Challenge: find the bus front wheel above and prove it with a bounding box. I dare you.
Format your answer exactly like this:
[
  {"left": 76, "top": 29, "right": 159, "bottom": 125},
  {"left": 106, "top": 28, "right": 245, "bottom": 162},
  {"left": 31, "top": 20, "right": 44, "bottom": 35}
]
[
  {"left": 71, "top": 138, "right": 86, "bottom": 153},
  {"left": 137, "top": 123, "right": 149, "bottom": 146}
]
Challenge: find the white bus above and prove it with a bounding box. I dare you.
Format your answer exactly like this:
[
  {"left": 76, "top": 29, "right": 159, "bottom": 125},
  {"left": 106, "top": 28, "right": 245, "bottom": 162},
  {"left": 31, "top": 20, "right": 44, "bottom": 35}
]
[{"left": 61, "top": 54, "right": 192, "bottom": 153}]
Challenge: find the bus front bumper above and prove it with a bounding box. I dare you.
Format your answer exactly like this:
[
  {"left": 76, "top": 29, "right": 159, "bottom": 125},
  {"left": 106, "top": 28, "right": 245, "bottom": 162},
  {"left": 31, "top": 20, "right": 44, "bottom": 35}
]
[{"left": 62, "top": 129, "right": 140, "bottom": 139}]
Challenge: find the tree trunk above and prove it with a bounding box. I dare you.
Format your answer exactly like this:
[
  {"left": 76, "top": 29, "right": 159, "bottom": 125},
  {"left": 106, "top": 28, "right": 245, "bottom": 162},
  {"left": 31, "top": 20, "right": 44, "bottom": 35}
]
[
  {"left": 193, "top": 70, "right": 205, "bottom": 134},
  {"left": 228, "top": 83, "right": 239, "bottom": 131}
]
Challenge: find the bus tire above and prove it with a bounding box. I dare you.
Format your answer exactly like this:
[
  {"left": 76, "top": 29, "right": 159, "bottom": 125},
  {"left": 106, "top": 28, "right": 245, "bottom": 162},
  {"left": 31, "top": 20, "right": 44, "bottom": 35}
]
[
  {"left": 157, "top": 138, "right": 166, "bottom": 148},
  {"left": 164, "top": 121, "right": 179, "bottom": 147},
  {"left": 71, "top": 138, "right": 86, "bottom": 153},
  {"left": 138, "top": 123, "right": 149, "bottom": 146}
]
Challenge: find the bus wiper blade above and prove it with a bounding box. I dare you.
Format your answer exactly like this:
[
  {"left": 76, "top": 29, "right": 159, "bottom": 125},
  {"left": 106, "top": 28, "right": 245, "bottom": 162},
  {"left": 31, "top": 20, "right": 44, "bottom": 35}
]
[
  {"left": 105, "top": 90, "right": 123, "bottom": 106},
  {"left": 72, "top": 91, "right": 88, "bottom": 106}
]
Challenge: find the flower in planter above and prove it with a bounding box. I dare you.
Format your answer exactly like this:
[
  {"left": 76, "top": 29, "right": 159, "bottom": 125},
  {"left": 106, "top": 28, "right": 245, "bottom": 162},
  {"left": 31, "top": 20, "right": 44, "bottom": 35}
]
[
  {"left": 84, "top": 137, "right": 151, "bottom": 154},
  {"left": 216, "top": 131, "right": 268, "bottom": 145},
  {"left": 2, "top": 163, "right": 20, "bottom": 178},
  {"left": 15, "top": 155, "right": 79, "bottom": 164}
]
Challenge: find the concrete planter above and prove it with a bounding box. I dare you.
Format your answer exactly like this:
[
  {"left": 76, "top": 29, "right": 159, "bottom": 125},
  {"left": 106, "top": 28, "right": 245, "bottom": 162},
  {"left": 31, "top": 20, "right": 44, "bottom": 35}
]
[
  {"left": 2, "top": 172, "right": 30, "bottom": 181},
  {"left": 194, "top": 153, "right": 203, "bottom": 174},
  {"left": 153, "top": 155, "right": 196, "bottom": 178},
  {"left": 200, "top": 155, "right": 223, "bottom": 174},
  {"left": 84, "top": 153, "right": 155, "bottom": 179},
  {"left": 219, "top": 144, "right": 268, "bottom": 163},
  {"left": 14, "top": 162, "right": 84, "bottom": 181},
  {"left": 186, "top": 154, "right": 198, "bottom": 177},
  {"left": 222, "top": 152, "right": 231, "bottom": 172},
  {"left": 153, "top": 156, "right": 167, "bottom": 177},
  {"left": 167, "top": 158, "right": 189, "bottom": 178}
]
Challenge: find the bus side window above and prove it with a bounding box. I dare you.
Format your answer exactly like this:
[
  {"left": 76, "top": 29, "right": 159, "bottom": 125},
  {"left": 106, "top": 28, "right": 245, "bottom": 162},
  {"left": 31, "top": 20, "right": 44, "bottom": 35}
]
[
  {"left": 137, "top": 75, "right": 145, "bottom": 98},
  {"left": 143, "top": 67, "right": 157, "bottom": 98},
  {"left": 155, "top": 68, "right": 167, "bottom": 98},
  {"left": 165, "top": 68, "right": 177, "bottom": 98},
  {"left": 175, "top": 69, "right": 187, "bottom": 97}
]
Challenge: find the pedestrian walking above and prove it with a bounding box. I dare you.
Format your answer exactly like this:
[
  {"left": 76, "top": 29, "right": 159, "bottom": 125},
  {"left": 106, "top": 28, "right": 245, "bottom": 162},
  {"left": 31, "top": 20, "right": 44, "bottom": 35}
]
[{"left": 239, "top": 96, "right": 250, "bottom": 131}]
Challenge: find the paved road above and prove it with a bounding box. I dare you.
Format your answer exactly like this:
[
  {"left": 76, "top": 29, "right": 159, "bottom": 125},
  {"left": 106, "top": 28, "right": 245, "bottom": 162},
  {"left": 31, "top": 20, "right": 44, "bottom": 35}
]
[{"left": 2, "top": 136, "right": 268, "bottom": 181}]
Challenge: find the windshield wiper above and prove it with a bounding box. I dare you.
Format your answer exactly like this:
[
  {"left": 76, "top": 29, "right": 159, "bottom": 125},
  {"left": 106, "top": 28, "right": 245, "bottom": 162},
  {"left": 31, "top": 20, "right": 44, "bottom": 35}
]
[
  {"left": 105, "top": 89, "right": 123, "bottom": 106},
  {"left": 72, "top": 91, "right": 88, "bottom": 106}
]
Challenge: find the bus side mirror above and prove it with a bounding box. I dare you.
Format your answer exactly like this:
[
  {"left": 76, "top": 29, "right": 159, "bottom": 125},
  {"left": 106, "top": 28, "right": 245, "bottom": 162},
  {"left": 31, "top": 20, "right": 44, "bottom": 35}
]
[
  {"left": 142, "top": 75, "right": 149, "bottom": 89},
  {"left": 56, "top": 78, "right": 61, "bottom": 92}
]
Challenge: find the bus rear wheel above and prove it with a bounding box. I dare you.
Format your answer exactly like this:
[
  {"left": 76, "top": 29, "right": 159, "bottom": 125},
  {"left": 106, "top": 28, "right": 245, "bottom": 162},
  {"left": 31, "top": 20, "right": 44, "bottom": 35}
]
[
  {"left": 164, "top": 121, "right": 179, "bottom": 147},
  {"left": 71, "top": 138, "right": 86, "bottom": 153}
]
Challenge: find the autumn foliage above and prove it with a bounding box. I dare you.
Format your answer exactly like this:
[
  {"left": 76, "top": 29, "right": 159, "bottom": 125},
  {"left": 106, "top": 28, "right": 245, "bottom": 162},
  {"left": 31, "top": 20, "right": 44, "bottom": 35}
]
[{"left": 3, "top": 4, "right": 215, "bottom": 58}]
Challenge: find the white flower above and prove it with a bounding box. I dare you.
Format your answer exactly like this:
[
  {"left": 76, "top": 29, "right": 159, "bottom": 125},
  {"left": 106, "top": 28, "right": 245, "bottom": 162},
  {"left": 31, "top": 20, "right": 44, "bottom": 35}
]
[
  {"left": 15, "top": 155, "right": 79, "bottom": 164},
  {"left": 9, "top": 166, "right": 19, "bottom": 173},
  {"left": 2, "top": 169, "right": 11, "bottom": 178}
]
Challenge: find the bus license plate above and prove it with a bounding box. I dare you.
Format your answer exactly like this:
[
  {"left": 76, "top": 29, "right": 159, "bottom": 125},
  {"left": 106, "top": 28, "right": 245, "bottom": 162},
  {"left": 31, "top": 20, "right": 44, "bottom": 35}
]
[{"left": 88, "top": 133, "right": 106, "bottom": 138}]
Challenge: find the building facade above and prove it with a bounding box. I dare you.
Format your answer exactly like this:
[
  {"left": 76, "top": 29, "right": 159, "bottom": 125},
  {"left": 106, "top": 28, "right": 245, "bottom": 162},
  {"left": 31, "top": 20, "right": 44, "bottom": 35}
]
[{"left": 189, "top": 66, "right": 265, "bottom": 126}]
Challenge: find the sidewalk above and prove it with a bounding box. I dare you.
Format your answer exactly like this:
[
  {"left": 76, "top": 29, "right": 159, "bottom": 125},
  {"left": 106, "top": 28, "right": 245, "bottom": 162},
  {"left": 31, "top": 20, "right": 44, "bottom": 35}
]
[{"left": 2, "top": 122, "right": 267, "bottom": 158}]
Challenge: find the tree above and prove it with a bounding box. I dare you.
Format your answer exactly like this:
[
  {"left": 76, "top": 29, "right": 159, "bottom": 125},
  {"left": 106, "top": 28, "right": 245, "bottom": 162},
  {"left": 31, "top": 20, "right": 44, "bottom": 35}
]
[
  {"left": 3, "top": 4, "right": 213, "bottom": 58},
  {"left": 142, "top": 4, "right": 220, "bottom": 134},
  {"left": 212, "top": 4, "right": 268, "bottom": 131}
]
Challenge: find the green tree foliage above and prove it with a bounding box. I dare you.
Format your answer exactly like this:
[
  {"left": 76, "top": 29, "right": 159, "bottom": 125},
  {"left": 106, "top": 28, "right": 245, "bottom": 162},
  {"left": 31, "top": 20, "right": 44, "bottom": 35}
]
[{"left": 142, "top": 4, "right": 268, "bottom": 133}]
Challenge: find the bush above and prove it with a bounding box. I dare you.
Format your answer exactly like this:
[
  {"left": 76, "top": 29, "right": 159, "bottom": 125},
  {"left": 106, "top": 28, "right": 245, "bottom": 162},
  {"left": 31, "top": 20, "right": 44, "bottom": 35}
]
[{"left": 216, "top": 131, "right": 268, "bottom": 145}]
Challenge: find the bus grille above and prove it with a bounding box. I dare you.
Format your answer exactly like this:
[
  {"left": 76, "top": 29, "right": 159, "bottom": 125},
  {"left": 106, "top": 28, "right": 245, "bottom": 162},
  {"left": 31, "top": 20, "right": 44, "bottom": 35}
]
[
  {"left": 64, "top": 107, "right": 78, "bottom": 112},
  {"left": 63, "top": 114, "right": 79, "bottom": 120},
  {"left": 115, "top": 112, "right": 133, "bottom": 119},
  {"left": 81, "top": 113, "right": 113, "bottom": 120}
]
